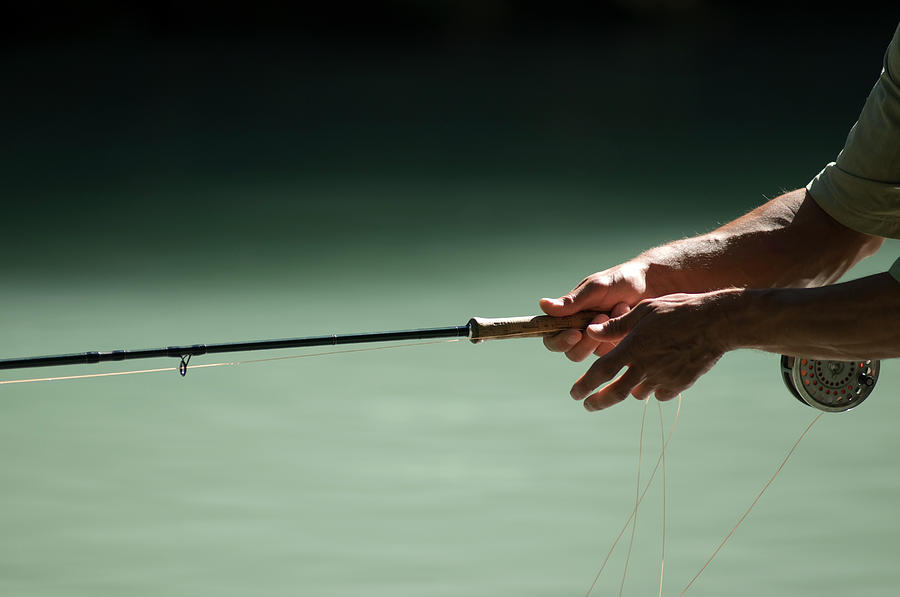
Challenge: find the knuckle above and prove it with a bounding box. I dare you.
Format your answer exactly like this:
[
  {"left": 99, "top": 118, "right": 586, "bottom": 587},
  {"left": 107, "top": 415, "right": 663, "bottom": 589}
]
[
  {"left": 635, "top": 298, "right": 656, "bottom": 312},
  {"left": 580, "top": 275, "right": 609, "bottom": 296},
  {"left": 675, "top": 374, "right": 696, "bottom": 388},
  {"left": 624, "top": 333, "right": 649, "bottom": 354},
  {"left": 631, "top": 388, "right": 651, "bottom": 400},
  {"left": 626, "top": 365, "right": 645, "bottom": 381},
  {"left": 655, "top": 389, "right": 676, "bottom": 401},
  {"left": 584, "top": 277, "right": 602, "bottom": 289},
  {"left": 580, "top": 273, "right": 601, "bottom": 286}
]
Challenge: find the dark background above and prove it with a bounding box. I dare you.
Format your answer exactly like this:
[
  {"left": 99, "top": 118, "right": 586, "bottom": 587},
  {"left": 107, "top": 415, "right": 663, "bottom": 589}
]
[{"left": 3, "top": 2, "right": 899, "bottom": 278}]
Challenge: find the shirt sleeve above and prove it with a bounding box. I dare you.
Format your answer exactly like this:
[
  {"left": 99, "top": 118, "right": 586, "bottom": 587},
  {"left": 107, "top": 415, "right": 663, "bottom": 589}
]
[{"left": 807, "top": 23, "right": 900, "bottom": 240}]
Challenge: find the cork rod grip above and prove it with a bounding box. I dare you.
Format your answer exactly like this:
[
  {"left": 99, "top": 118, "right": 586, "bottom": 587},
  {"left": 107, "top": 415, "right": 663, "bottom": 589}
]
[{"left": 467, "top": 311, "right": 605, "bottom": 343}]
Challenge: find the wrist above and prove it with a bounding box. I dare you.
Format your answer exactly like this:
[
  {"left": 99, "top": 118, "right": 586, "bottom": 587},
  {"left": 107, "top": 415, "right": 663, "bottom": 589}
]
[
  {"left": 708, "top": 287, "right": 770, "bottom": 352},
  {"left": 636, "top": 240, "right": 730, "bottom": 296},
  {"left": 637, "top": 252, "right": 694, "bottom": 297}
]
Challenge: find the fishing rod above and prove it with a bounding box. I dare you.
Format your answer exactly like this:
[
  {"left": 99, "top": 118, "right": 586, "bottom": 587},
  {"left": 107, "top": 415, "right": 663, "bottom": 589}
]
[
  {"left": 0, "top": 312, "right": 600, "bottom": 376},
  {"left": 0, "top": 310, "right": 880, "bottom": 412}
]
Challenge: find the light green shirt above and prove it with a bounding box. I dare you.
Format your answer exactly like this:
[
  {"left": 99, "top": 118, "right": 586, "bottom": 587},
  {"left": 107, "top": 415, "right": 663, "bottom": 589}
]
[{"left": 806, "top": 23, "right": 900, "bottom": 281}]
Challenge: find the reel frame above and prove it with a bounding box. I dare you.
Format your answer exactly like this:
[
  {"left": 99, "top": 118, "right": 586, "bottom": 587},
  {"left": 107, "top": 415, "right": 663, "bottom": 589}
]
[{"left": 781, "top": 356, "right": 879, "bottom": 412}]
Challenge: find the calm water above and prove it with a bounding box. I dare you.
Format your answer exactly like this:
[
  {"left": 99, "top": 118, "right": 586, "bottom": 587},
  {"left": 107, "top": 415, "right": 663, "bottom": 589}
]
[{"left": 1, "top": 183, "right": 898, "bottom": 596}]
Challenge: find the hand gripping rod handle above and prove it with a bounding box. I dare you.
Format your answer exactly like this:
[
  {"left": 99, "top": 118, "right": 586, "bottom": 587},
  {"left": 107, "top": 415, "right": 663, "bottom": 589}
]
[{"left": 468, "top": 311, "right": 604, "bottom": 343}]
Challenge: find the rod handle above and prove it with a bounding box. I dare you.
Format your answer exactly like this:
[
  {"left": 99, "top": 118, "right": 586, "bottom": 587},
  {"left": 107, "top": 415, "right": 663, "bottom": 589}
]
[{"left": 468, "top": 311, "right": 605, "bottom": 343}]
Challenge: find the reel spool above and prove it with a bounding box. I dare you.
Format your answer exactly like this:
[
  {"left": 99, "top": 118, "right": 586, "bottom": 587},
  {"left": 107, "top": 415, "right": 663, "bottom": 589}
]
[{"left": 781, "top": 356, "right": 879, "bottom": 412}]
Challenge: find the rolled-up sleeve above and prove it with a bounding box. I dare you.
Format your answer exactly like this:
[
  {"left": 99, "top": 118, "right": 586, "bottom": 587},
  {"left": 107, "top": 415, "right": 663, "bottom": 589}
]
[{"left": 807, "top": 24, "right": 900, "bottom": 240}]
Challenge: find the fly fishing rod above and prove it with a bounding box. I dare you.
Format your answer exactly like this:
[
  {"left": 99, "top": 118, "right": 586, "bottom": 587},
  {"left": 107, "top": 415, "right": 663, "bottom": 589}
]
[
  {"left": 0, "top": 311, "right": 879, "bottom": 411},
  {"left": 0, "top": 312, "right": 601, "bottom": 376}
]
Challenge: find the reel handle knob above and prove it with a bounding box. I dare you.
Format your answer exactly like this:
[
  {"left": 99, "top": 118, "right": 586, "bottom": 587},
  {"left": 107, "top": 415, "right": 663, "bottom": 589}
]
[{"left": 859, "top": 372, "right": 876, "bottom": 387}]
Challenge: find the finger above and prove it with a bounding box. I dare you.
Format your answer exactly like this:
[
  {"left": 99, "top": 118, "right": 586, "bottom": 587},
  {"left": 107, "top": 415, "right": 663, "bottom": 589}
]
[
  {"left": 630, "top": 380, "right": 655, "bottom": 400},
  {"left": 563, "top": 314, "right": 610, "bottom": 362},
  {"left": 542, "top": 329, "right": 582, "bottom": 353},
  {"left": 570, "top": 346, "right": 628, "bottom": 401},
  {"left": 539, "top": 277, "right": 609, "bottom": 317},
  {"left": 584, "top": 367, "right": 645, "bottom": 412},
  {"left": 655, "top": 388, "right": 681, "bottom": 401},
  {"left": 592, "top": 341, "right": 617, "bottom": 358},
  {"left": 590, "top": 306, "right": 630, "bottom": 357},
  {"left": 610, "top": 301, "right": 630, "bottom": 318},
  {"left": 586, "top": 304, "right": 644, "bottom": 344}
]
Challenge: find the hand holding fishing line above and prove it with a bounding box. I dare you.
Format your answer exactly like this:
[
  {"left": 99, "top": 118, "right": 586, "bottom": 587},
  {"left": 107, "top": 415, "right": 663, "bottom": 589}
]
[
  {"left": 542, "top": 267, "right": 891, "bottom": 413},
  {"left": 539, "top": 261, "right": 732, "bottom": 410},
  {"left": 570, "top": 292, "right": 730, "bottom": 411}
]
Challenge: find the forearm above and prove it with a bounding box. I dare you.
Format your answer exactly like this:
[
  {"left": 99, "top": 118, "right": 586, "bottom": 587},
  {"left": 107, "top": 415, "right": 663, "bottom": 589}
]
[
  {"left": 718, "top": 272, "right": 900, "bottom": 360},
  {"left": 634, "top": 189, "right": 883, "bottom": 296}
]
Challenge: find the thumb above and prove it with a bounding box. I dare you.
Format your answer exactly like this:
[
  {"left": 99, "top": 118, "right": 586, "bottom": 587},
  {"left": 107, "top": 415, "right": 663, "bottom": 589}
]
[
  {"left": 540, "top": 281, "right": 608, "bottom": 317},
  {"left": 585, "top": 308, "right": 640, "bottom": 343},
  {"left": 539, "top": 296, "right": 580, "bottom": 316}
]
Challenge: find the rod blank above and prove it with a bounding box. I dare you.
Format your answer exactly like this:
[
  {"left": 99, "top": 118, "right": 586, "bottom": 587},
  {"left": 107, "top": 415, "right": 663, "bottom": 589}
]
[
  {"left": 0, "top": 326, "right": 471, "bottom": 371},
  {"left": 0, "top": 312, "right": 605, "bottom": 372}
]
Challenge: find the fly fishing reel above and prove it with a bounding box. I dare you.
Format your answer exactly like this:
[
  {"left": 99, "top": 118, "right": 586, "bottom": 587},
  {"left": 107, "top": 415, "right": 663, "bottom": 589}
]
[{"left": 781, "top": 356, "right": 879, "bottom": 412}]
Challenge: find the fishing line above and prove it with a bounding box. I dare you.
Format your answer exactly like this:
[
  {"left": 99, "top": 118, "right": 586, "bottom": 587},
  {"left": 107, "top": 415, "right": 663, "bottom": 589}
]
[
  {"left": 657, "top": 399, "right": 667, "bottom": 597},
  {"left": 0, "top": 338, "right": 465, "bottom": 385},
  {"left": 677, "top": 411, "right": 823, "bottom": 595},
  {"left": 618, "top": 397, "right": 650, "bottom": 596},
  {"left": 584, "top": 394, "right": 682, "bottom": 597}
]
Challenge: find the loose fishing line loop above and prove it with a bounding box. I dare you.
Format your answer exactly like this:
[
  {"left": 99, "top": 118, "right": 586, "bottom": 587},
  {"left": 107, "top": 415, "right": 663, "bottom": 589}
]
[
  {"left": 584, "top": 395, "right": 682, "bottom": 597},
  {"left": 585, "top": 399, "right": 825, "bottom": 596}
]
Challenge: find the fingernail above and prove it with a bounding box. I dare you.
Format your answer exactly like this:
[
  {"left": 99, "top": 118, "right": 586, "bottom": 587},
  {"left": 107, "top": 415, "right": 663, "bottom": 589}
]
[
  {"left": 570, "top": 386, "right": 584, "bottom": 400},
  {"left": 543, "top": 297, "right": 563, "bottom": 307}
]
